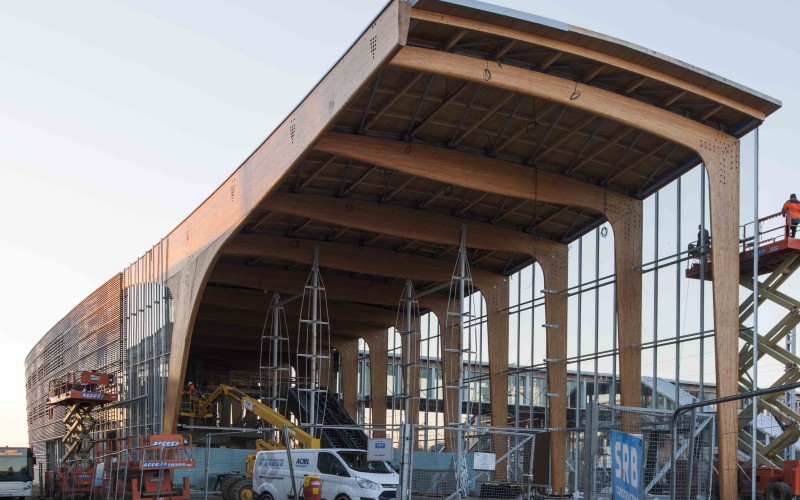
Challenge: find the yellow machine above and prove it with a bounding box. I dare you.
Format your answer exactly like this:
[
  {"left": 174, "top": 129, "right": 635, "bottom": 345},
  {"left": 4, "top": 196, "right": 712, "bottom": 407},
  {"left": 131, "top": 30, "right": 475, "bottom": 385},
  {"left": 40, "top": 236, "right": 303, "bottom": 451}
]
[
  {"left": 181, "top": 383, "right": 320, "bottom": 449},
  {"left": 181, "top": 384, "right": 320, "bottom": 500}
]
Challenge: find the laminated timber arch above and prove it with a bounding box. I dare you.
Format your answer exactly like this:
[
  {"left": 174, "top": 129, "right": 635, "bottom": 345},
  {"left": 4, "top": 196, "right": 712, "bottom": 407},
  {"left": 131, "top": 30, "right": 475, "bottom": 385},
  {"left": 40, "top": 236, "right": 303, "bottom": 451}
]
[{"left": 118, "top": 2, "right": 780, "bottom": 498}]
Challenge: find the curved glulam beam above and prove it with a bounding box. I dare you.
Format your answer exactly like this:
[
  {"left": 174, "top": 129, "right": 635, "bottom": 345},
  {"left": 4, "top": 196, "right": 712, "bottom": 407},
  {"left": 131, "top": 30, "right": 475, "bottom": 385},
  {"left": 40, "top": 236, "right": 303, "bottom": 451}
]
[
  {"left": 263, "top": 191, "right": 563, "bottom": 259},
  {"left": 409, "top": 9, "right": 767, "bottom": 121},
  {"left": 315, "top": 132, "right": 636, "bottom": 222},
  {"left": 196, "top": 303, "right": 394, "bottom": 332},
  {"left": 209, "top": 262, "right": 449, "bottom": 312},
  {"left": 389, "top": 46, "right": 737, "bottom": 155},
  {"left": 201, "top": 286, "right": 400, "bottom": 325},
  {"left": 211, "top": 263, "right": 406, "bottom": 306},
  {"left": 193, "top": 320, "right": 372, "bottom": 342},
  {"left": 223, "top": 233, "right": 499, "bottom": 289}
]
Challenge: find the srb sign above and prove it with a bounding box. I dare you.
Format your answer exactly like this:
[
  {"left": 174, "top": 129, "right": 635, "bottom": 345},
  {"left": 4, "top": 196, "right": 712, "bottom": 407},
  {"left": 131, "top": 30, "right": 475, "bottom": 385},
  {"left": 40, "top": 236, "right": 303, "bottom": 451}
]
[
  {"left": 610, "top": 430, "right": 642, "bottom": 500},
  {"left": 367, "top": 438, "right": 393, "bottom": 460}
]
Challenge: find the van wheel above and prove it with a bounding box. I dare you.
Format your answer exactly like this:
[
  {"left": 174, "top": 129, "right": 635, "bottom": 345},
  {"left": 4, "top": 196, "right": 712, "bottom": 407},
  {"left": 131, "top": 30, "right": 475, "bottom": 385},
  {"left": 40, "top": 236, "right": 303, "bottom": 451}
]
[
  {"left": 335, "top": 495, "right": 352, "bottom": 500},
  {"left": 257, "top": 493, "right": 274, "bottom": 500}
]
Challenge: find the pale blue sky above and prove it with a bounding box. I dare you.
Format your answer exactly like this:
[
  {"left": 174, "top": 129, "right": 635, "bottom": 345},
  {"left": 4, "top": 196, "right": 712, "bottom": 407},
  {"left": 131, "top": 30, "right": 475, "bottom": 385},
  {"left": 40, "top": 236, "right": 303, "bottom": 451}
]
[{"left": 1, "top": 0, "right": 797, "bottom": 446}]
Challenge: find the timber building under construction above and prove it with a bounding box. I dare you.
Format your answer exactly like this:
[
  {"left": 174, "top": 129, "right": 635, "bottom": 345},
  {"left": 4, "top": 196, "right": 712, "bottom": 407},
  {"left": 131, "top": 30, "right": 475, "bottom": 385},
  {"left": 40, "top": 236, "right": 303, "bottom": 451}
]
[{"left": 25, "top": 1, "right": 799, "bottom": 498}]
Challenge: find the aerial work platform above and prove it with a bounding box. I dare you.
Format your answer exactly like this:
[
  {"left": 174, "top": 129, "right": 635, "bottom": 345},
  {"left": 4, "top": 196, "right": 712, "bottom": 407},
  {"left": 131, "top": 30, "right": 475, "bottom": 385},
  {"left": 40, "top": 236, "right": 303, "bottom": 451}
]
[
  {"left": 686, "top": 212, "right": 800, "bottom": 281},
  {"left": 688, "top": 212, "right": 800, "bottom": 466}
]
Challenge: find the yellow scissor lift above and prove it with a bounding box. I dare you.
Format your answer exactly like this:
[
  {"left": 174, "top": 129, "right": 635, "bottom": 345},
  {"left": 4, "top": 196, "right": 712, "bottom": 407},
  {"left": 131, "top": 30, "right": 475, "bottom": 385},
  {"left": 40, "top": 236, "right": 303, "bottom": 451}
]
[{"left": 687, "top": 212, "right": 800, "bottom": 467}]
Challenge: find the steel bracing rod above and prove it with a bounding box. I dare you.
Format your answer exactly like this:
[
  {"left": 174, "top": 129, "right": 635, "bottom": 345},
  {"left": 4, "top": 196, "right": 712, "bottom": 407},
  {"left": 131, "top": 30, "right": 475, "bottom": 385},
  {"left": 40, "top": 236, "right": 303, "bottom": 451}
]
[
  {"left": 526, "top": 106, "right": 566, "bottom": 165},
  {"left": 494, "top": 102, "right": 559, "bottom": 155},
  {"left": 410, "top": 81, "right": 470, "bottom": 139},
  {"left": 364, "top": 74, "right": 422, "bottom": 131},
  {"left": 490, "top": 94, "right": 525, "bottom": 152},
  {"left": 601, "top": 130, "right": 645, "bottom": 184},
  {"left": 358, "top": 72, "right": 382, "bottom": 134}
]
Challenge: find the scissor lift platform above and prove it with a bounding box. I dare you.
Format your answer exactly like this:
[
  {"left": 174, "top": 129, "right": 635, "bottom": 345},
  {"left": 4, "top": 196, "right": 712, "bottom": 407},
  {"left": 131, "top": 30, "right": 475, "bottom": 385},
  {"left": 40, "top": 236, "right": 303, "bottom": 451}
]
[
  {"left": 686, "top": 213, "right": 800, "bottom": 281},
  {"left": 686, "top": 213, "right": 800, "bottom": 466}
]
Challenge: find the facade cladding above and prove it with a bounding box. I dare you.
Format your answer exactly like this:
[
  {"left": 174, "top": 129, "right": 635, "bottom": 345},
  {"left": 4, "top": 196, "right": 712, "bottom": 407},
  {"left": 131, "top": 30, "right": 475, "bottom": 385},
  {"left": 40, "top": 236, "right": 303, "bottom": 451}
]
[{"left": 24, "top": 252, "right": 171, "bottom": 463}]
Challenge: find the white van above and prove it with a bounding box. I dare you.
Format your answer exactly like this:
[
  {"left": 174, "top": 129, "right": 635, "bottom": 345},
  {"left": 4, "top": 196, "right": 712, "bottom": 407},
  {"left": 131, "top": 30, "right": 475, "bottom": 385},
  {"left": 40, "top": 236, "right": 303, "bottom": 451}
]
[{"left": 253, "top": 448, "right": 398, "bottom": 500}]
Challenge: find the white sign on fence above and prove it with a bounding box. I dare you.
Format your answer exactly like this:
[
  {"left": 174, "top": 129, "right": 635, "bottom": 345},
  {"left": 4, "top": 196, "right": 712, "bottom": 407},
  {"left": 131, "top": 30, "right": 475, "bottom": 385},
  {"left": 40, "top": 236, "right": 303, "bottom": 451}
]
[
  {"left": 367, "top": 438, "right": 393, "bottom": 461},
  {"left": 473, "top": 452, "right": 496, "bottom": 471}
]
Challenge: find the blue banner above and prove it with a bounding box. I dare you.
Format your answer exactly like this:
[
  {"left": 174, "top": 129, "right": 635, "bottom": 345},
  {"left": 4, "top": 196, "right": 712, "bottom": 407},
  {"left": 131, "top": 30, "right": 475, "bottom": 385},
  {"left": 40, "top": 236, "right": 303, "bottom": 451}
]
[{"left": 610, "top": 429, "right": 643, "bottom": 500}]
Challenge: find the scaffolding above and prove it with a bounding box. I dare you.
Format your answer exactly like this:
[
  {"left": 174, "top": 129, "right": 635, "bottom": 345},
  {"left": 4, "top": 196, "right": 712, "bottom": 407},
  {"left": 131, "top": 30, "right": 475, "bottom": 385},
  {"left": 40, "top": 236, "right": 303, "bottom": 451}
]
[{"left": 295, "top": 246, "right": 332, "bottom": 440}]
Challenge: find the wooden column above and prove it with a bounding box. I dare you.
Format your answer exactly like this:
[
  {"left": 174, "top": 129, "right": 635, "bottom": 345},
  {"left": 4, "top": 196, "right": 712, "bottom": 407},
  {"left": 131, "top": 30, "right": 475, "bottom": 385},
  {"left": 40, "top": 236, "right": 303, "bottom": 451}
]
[
  {"left": 319, "top": 348, "right": 334, "bottom": 392},
  {"left": 366, "top": 331, "right": 389, "bottom": 438},
  {"left": 332, "top": 339, "right": 360, "bottom": 419},
  {"left": 704, "top": 142, "right": 741, "bottom": 499},
  {"left": 479, "top": 276, "right": 511, "bottom": 481},
  {"left": 609, "top": 202, "right": 644, "bottom": 411},
  {"left": 538, "top": 245, "right": 569, "bottom": 495}
]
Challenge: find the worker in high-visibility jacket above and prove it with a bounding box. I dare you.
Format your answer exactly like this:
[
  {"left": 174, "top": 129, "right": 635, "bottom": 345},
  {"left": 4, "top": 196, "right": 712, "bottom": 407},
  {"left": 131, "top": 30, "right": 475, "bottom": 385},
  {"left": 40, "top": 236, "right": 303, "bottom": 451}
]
[{"left": 781, "top": 193, "right": 800, "bottom": 238}]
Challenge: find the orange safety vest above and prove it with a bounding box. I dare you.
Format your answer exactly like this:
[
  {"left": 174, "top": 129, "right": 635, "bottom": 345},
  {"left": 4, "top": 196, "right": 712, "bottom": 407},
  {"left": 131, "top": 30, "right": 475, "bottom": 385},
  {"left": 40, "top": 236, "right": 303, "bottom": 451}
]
[{"left": 783, "top": 198, "right": 800, "bottom": 219}]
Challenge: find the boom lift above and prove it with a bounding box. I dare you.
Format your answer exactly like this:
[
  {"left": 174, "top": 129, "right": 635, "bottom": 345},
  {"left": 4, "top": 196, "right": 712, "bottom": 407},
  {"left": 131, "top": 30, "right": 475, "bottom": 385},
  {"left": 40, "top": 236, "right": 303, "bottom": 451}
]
[
  {"left": 180, "top": 384, "right": 320, "bottom": 449},
  {"left": 181, "top": 384, "right": 320, "bottom": 500}
]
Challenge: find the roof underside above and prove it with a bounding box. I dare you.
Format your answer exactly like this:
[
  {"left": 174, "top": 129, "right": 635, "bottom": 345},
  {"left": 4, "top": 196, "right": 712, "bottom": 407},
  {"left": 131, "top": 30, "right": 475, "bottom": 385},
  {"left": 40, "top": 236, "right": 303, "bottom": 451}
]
[{"left": 191, "top": 0, "right": 780, "bottom": 360}]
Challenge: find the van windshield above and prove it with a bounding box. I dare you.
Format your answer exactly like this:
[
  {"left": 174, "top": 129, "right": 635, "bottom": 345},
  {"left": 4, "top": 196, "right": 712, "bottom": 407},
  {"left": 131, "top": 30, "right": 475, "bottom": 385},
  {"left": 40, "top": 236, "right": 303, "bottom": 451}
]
[{"left": 337, "top": 451, "right": 393, "bottom": 474}]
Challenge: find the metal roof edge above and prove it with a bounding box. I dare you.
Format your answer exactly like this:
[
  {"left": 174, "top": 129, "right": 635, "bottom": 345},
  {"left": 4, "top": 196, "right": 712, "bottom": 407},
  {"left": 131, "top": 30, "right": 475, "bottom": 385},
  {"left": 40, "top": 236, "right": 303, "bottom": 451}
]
[{"left": 425, "top": 0, "right": 568, "bottom": 31}]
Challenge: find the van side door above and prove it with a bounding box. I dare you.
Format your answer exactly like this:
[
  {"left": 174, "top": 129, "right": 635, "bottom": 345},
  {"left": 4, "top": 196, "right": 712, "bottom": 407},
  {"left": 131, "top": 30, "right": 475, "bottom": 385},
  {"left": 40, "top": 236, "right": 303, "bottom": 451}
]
[{"left": 317, "top": 451, "right": 350, "bottom": 498}]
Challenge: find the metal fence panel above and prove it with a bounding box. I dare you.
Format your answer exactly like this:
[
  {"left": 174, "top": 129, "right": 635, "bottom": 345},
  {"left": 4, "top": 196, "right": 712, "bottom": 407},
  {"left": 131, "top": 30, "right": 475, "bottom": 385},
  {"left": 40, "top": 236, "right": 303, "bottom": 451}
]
[{"left": 583, "top": 403, "right": 715, "bottom": 500}]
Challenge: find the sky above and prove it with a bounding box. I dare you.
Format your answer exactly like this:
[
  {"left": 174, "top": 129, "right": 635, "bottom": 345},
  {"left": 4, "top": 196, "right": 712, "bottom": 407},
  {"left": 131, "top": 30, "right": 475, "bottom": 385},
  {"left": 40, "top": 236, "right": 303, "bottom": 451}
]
[{"left": 0, "top": 0, "right": 798, "bottom": 447}]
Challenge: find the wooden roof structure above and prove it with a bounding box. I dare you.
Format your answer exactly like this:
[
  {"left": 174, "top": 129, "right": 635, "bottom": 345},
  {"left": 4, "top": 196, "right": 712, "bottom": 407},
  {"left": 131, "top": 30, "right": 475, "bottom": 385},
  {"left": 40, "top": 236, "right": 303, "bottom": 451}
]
[
  {"left": 191, "top": 0, "right": 779, "bottom": 318},
  {"left": 143, "top": 2, "right": 779, "bottom": 494}
]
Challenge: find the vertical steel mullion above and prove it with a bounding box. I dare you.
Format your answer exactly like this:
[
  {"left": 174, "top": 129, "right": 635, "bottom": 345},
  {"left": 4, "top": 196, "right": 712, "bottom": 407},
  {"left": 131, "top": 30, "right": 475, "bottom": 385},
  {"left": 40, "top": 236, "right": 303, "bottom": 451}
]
[
  {"left": 515, "top": 272, "right": 522, "bottom": 433},
  {"left": 575, "top": 238, "right": 583, "bottom": 493},
  {"left": 424, "top": 315, "right": 429, "bottom": 438},
  {"left": 699, "top": 166, "right": 707, "bottom": 402},
  {"left": 530, "top": 265, "right": 536, "bottom": 430},
  {"left": 789, "top": 327, "right": 797, "bottom": 460},
  {"left": 675, "top": 178, "right": 682, "bottom": 406},
  {"left": 751, "top": 127, "right": 760, "bottom": 500},
  {"left": 653, "top": 192, "right": 659, "bottom": 410},
  {"left": 593, "top": 231, "right": 601, "bottom": 405},
  {"left": 611, "top": 284, "right": 618, "bottom": 407}
]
